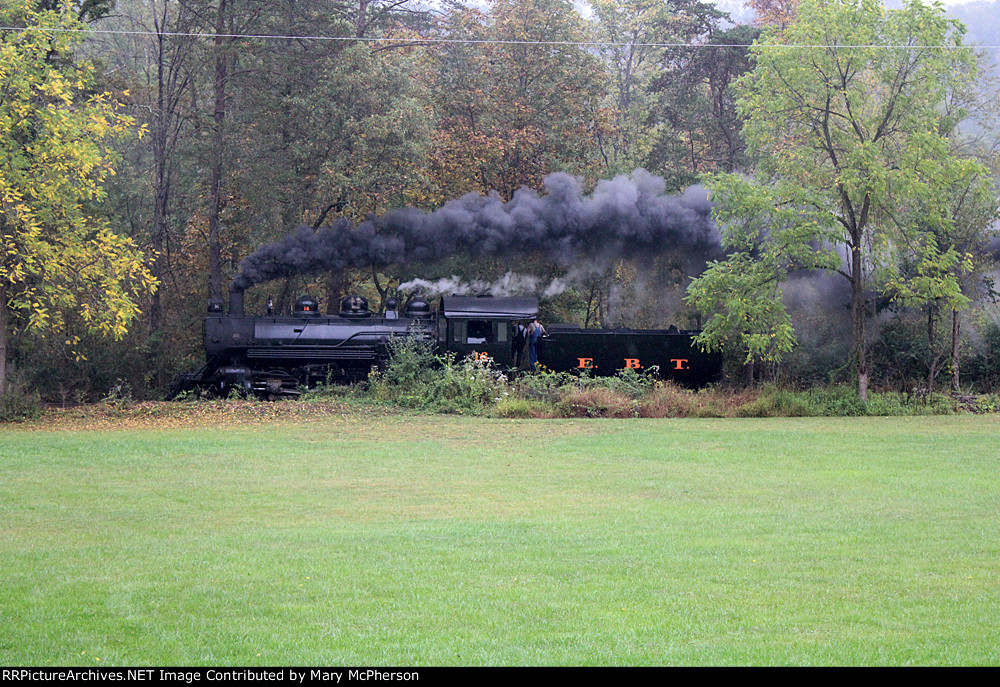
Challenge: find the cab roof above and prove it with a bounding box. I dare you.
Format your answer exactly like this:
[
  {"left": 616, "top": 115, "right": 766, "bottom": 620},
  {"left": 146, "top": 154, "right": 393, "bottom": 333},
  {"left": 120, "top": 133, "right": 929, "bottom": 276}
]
[{"left": 440, "top": 296, "right": 538, "bottom": 320}]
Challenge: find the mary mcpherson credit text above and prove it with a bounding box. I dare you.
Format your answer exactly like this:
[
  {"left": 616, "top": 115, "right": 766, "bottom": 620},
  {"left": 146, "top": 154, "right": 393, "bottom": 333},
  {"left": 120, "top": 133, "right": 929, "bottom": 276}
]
[{"left": 2, "top": 670, "right": 420, "bottom": 683}]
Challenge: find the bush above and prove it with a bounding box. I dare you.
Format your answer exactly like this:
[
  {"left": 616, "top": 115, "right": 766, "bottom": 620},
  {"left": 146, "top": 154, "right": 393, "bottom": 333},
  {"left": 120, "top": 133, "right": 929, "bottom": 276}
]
[
  {"left": 341, "top": 331, "right": 979, "bottom": 418},
  {"left": 729, "top": 385, "right": 956, "bottom": 418},
  {"left": 556, "top": 388, "right": 639, "bottom": 418},
  {"left": 0, "top": 374, "right": 43, "bottom": 422},
  {"left": 512, "top": 367, "right": 579, "bottom": 402},
  {"left": 423, "top": 353, "right": 510, "bottom": 413},
  {"left": 963, "top": 315, "right": 1000, "bottom": 392},
  {"left": 735, "top": 386, "right": 812, "bottom": 418},
  {"left": 603, "top": 365, "right": 659, "bottom": 398},
  {"left": 966, "top": 394, "right": 1000, "bottom": 413},
  {"left": 372, "top": 331, "right": 440, "bottom": 393},
  {"left": 635, "top": 382, "right": 708, "bottom": 418},
  {"left": 370, "top": 333, "right": 510, "bottom": 413}
]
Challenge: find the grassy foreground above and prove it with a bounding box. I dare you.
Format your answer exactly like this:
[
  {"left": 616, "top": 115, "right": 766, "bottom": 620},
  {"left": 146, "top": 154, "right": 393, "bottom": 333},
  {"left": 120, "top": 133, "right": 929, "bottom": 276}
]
[{"left": 1, "top": 410, "right": 998, "bottom": 666}]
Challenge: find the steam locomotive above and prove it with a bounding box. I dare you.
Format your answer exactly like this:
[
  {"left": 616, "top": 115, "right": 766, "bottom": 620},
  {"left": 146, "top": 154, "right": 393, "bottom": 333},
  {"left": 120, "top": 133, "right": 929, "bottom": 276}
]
[{"left": 171, "top": 285, "right": 721, "bottom": 398}]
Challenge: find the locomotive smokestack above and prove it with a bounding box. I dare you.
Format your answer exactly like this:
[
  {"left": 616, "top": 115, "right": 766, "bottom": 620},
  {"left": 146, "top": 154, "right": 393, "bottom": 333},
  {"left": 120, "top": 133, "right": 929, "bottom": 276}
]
[{"left": 229, "top": 284, "right": 245, "bottom": 317}]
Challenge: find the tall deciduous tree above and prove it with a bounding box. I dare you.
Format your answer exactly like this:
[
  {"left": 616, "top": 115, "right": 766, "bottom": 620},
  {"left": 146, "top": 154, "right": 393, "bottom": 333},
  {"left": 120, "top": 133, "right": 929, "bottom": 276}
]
[
  {"left": 647, "top": 22, "right": 758, "bottom": 185},
  {"left": 428, "top": 0, "right": 609, "bottom": 200},
  {"left": 687, "top": 0, "right": 988, "bottom": 399},
  {"left": 588, "top": 0, "right": 735, "bottom": 180},
  {"left": 222, "top": 1, "right": 432, "bottom": 312},
  {"left": 0, "top": 5, "right": 155, "bottom": 396}
]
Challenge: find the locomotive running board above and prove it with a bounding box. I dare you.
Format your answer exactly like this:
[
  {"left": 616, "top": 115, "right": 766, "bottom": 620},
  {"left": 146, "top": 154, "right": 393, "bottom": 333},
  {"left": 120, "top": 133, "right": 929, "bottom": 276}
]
[{"left": 246, "top": 347, "right": 377, "bottom": 360}]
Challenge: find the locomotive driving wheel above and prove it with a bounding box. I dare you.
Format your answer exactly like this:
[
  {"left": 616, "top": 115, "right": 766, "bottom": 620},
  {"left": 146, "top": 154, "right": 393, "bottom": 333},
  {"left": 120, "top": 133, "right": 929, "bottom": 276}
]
[{"left": 251, "top": 370, "right": 301, "bottom": 399}]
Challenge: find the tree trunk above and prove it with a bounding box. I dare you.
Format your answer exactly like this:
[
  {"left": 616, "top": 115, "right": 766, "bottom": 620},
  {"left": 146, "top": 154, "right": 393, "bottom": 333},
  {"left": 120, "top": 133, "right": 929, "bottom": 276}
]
[
  {"left": 371, "top": 268, "right": 387, "bottom": 312},
  {"left": 326, "top": 271, "right": 350, "bottom": 315},
  {"left": 207, "top": 0, "right": 229, "bottom": 300},
  {"left": 951, "top": 308, "right": 961, "bottom": 393},
  {"left": 355, "top": 0, "right": 370, "bottom": 38},
  {"left": 150, "top": 9, "right": 170, "bottom": 387},
  {"left": 850, "top": 240, "right": 868, "bottom": 401},
  {"left": 927, "top": 305, "right": 936, "bottom": 394},
  {"left": 276, "top": 277, "right": 293, "bottom": 316},
  {"left": 150, "top": 131, "right": 166, "bottom": 336},
  {"left": 0, "top": 282, "right": 7, "bottom": 398},
  {"left": 584, "top": 281, "right": 597, "bottom": 328}
]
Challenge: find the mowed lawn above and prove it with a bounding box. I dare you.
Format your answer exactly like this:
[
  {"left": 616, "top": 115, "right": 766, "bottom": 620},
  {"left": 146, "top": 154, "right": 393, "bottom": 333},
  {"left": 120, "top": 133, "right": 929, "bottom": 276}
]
[{"left": 1, "top": 412, "right": 998, "bottom": 666}]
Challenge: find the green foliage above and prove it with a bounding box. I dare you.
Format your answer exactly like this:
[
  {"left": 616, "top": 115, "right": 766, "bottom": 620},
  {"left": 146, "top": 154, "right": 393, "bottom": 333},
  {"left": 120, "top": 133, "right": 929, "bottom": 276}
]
[
  {"left": 12, "top": 326, "right": 156, "bottom": 402},
  {"left": 687, "top": 0, "right": 991, "bottom": 394},
  {"left": 362, "top": 331, "right": 976, "bottom": 416},
  {"left": 513, "top": 367, "right": 581, "bottom": 402},
  {"left": 587, "top": 0, "right": 737, "bottom": 178},
  {"left": 0, "top": 3, "right": 154, "bottom": 396},
  {"left": 687, "top": 249, "right": 805, "bottom": 365},
  {"left": 429, "top": 353, "right": 511, "bottom": 411},
  {"left": 733, "top": 384, "right": 955, "bottom": 417},
  {"left": 602, "top": 365, "right": 659, "bottom": 398},
  {"left": 5, "top": 0, "right": 998, "bottom": 401},
  {"left": 370, "top": 333, "right": 510, "bottom": 413},
  {"left": 232, "top": 41, "right": 432, "bottom": 226},
  {"left": 299, "top": 382, "right": 361, "bottom": 402},
  {"left": 734, "top": 387, "right": 812, "bottom": 418},
  {"left": 371, "top": 332, "right": 440, "bottom": 394},
  {"left": 645, "top": 20, "right": 759, "bottom": 183},
  {"left": 493, "top": 397, "right": 550, "bottom": 418},
  {"left": 967, "top": 394, "right": 1000, "bottom": 413}
]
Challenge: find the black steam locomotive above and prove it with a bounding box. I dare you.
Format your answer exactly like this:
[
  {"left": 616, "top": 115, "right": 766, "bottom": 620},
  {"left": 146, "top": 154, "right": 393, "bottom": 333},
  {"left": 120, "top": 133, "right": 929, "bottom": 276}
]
[{"left": 172, "top": 286, "right": 720, "bottom": 398}]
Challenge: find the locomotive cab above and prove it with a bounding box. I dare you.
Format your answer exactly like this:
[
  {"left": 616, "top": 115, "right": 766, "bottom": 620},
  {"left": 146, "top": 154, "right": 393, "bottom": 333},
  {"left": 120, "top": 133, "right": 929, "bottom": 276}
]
[{"left": 440, "top": 295, "right": 537, "bottom": 369}]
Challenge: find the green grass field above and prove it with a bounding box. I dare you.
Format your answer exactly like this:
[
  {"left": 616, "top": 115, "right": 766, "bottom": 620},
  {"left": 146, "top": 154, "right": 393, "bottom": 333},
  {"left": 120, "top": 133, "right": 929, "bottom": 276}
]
[{"left": 2, "top": 410, "right": 998, "bottom": 665}]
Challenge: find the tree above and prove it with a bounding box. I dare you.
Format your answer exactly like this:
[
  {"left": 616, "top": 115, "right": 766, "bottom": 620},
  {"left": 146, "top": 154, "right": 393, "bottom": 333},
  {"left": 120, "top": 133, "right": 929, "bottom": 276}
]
[
  {"left": 35, "top": 0, "right": 115, "bottom": 23},
  {"left": 0, "top": 5, "right": 154, "bottom": 397},
  {"left": 427, "top": 0, "right": 609, "bottom": 200},
  {"left": 646, "top": 21, "right": 758, "bottom": 185},
  {"left": 588, "top": 0, "right": 723, "bottom": 175},
  {"left": 99, "top": 1, "right": 199, "bottom": 370},
  {"left": 228, "top": 2, "right": 432, "bottom": 230},
  {"left": 746, "top": 0, "right": 800, "bottom": 28},
  {"left": 884, "top": 146, "right": 998, "bottom": 392},
  {"left": 219, "top": 1, "right": 433, "bottom": 313},
  {"left": 686, "top": 0, "right": 989, "bottom": 398}
]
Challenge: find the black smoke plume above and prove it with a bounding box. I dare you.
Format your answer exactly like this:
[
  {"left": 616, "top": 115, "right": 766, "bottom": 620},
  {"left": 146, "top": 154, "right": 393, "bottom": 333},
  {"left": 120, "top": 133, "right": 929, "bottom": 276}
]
[{"left": 233, "top": 170, "right": 718, "bottom": 291}]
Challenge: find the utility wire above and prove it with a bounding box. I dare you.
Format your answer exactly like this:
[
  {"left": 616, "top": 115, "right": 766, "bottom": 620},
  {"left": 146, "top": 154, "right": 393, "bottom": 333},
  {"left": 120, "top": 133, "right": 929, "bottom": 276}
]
[{"left": 0, "top": 24, "right": 994, "bottom": 50}]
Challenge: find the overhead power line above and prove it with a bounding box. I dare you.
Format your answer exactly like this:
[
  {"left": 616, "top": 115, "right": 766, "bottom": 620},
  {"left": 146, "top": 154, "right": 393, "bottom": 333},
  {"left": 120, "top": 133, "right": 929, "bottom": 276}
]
[{"left": 0, "top": 24, "right": 995, "bottom": 50}]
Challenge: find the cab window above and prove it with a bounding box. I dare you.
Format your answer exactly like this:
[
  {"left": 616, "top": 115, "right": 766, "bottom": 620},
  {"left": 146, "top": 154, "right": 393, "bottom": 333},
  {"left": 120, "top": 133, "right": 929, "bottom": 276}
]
[{"left": 467, "top": 320, "right": 491, "bottom": 344}]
